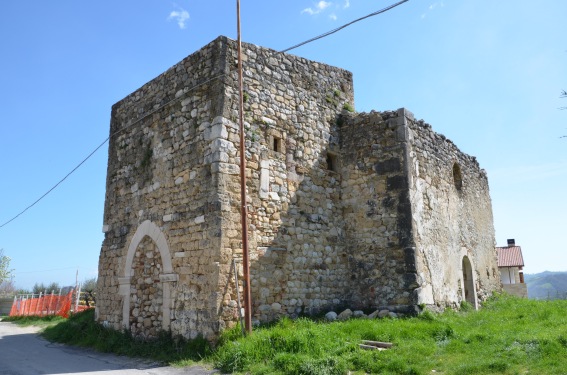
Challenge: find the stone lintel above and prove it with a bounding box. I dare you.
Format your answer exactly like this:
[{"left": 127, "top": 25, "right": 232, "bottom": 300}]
[{"left": 268, "top": 247, "right": 287, "bottom": 251}]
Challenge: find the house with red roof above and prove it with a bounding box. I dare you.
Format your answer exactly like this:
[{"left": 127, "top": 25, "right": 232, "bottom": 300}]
[{"left": 496, "top": 239, "right": 528, "bottom": 298}]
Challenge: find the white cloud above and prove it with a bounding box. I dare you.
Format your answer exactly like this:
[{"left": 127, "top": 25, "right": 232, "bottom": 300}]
[
  {"left": 301, "top": 1, "right": 332, "bottom": 15},
  {"left": 168, "top": 9, "right": 190, "bottom": 29},
  {"left": 421, "top": 2, "right": 444, "bottom": 19},
  {"left": 343, "top": 0, "right": 350, "bottom": 9},
  {"left": 317, "top": 1, "right": 332, "bottom": 10},
  {"left": 430, "top": 2, "right": 444, "bottom": 10},
  {"left": 329, "top": 13, "right": 337, "bottom": 21}
]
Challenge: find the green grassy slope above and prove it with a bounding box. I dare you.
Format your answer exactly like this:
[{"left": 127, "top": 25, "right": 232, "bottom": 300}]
[{"left": 29, "top": 295, "right": 567, "bottom": 374}]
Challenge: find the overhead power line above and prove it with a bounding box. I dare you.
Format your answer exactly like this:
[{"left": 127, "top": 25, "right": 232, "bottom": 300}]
[
  {"left": 0, "top": 0, "right": 410, "bottom": 229},
  {"left": 0, "top": 72, "right": 227, "bottom": 230},
  {"left": 14, "top": 266, "right": 82, "bottom": 274},
  {"left": 280, "top": 0, "right": 410, "bottom": 53},
  {"left": 0, "top": 140, "right": 109, "bottom": 229}
]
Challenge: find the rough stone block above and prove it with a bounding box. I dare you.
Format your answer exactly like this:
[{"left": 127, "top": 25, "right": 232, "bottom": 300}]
[
  {"left": 337, "top": 309, "right": 353, "bottom": 320},
  {"left": 325, "top": 311, "right": 337, "bottom": 321}
]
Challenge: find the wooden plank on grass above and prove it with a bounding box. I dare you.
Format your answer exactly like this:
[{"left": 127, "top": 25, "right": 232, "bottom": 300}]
[
  {"left": 359, "top": 344, "right": 387, "bottom": 351},
  {"left": 361, "top": 340, "right": 393, "bottom": 348}
]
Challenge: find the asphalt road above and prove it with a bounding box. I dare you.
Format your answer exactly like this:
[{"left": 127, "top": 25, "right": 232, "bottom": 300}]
[{"left": 0, "top": 322, "right": 216, "bottom": 375}]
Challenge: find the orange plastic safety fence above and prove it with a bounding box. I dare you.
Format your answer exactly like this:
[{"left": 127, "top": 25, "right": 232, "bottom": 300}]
[
  {"left": 75, "top": 305, "right": 93, "bottom": 313},
  {"left": 9, "top": 290, "right": 75, "bottom": 318}
]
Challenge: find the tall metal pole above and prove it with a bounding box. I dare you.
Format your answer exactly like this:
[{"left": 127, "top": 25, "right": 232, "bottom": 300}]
[{"left": 237, "top": 0, "right": 252, "bottom": 334}]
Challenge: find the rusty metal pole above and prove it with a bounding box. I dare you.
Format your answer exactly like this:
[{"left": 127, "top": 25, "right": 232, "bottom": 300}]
[{"left": 237, "top": 0, "right": 252, "bottom": 334}]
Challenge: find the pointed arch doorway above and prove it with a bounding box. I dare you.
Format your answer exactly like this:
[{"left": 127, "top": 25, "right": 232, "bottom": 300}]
[{"left": 118, "top": 220, "right": 178, "bottom": 336}]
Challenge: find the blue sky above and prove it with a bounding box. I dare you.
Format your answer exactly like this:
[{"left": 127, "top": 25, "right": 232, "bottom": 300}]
[{"left": 1, "top": 0, "right": 566, "bottom": 290}]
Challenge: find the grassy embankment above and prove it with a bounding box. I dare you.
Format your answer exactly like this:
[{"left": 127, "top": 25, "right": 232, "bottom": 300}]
[
  {"left": 1, "top": 314, "right": 65, "bottom": 328},
  {"left": 5, "top": 294, "right": 567, "bottom": 374}
]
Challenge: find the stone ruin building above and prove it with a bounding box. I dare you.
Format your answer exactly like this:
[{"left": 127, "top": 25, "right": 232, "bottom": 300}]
[{"left": 96, "top": 36, "right": 501, "bottom": 340}]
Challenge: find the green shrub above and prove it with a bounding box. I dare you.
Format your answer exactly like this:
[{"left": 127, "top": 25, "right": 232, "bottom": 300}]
[{"left": 342, "top": 103, "right": 354, "bottom": 112}]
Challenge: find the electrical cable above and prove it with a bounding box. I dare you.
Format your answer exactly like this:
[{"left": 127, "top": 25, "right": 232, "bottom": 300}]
[
  {"left": 0, "top": 72, "right": 228, "bottom": 229},
  {"left": 280, "top": 0, "right": 410, "bottom": 53},
  {"left": 14, "top": 266, "right": 81, "bottom": 274},
  {"left": 0, "top": 139, "right": 108, "bottom": 229},
  {"left": 0, "top": 0, "right": 409, "bottom": 229}
]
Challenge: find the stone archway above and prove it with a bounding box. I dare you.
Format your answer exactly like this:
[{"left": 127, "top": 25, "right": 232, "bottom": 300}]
[
  {"left": 118, "top": 220, "right": 178, "bottom": 333},
  {"left": 461, "top": 256, "right": 477, "bottom": 309}
]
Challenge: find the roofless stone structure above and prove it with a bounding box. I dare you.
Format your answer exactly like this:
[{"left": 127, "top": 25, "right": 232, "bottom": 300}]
[{"left": 96, "top": 36, "right": 501, "bottom": 340}]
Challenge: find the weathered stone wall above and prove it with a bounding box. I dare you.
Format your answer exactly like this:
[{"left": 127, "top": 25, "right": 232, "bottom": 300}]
[
  {"left": 404, "top": 110, "right": 501, "bottom": 309},
  {"left": 97, "top": 37, "right": 231, "bottom": 339},
  {"left": 97, "top": 35, "right": 501, "bottom": 340},
  {"left": 335, "top": 108, "right": 500, "bottom": 311},
  {"left": 215, "top": 39, "right": 356, "bottom": 323},
  {"left": 97, "top": 36, "right": 357, "bottom": 337},
  {"left": 502, "top": 283, "right": 528, "bottom": 298},
  {"left": 340, "top": 110, "right": 417, "bottom": 312}
]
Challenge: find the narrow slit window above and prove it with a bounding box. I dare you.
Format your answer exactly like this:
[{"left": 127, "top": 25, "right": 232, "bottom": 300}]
[
  {"left": 327, "top": 152, "right": 338, "bottom": 172},
  {"left": 453, "top": 163, "right": 463, "bottom": 191},
  {"left": 272, "top": 136, "right": 282, "bottom": 153}
]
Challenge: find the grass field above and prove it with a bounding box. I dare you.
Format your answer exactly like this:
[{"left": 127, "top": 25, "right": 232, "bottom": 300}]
[{"left": 8, "top": 294, "right": 567, "bottom": 374}]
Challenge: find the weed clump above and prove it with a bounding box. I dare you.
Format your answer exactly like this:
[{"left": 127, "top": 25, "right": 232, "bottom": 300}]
[{"left": 42, "top": 309, "right": 211, "bottom": 364}]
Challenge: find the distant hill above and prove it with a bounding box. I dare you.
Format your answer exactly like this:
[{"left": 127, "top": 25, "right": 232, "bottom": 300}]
[{"left": 524, "top": 271, "right": 567, "bottom": 299}]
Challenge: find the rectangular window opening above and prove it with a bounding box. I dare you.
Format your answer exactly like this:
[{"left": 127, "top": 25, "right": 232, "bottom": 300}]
[
  {"left": 327, "top": 152, "right": 338, "bottom": 172},
  {"left": 272, "top": 136, "right": 282, "bottom": 153}
]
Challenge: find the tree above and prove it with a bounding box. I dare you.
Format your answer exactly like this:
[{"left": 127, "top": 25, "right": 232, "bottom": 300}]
[
  {"left": 81, "top": 277, "right": 97, "bottom": 307},
  {"left": 33, "top": 281, "right": 61, "bottom": 295},
  {"left": 0, "top": 278, "right": 16, "bottom": 296},
  {"left": 0, "top": 249, "right": 13, "bottom": 284}
]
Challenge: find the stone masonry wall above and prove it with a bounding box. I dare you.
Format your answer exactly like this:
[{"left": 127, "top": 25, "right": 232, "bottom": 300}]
[
  {"left": 404, "top": 110, "right": 501, "bottom": 309},
  {"left": 502, "top": 283, "right": 528, "bottom": 298},
  {"left": 340, "top": 110, "right": 417, "bottom": 312},
  {"left": 98, "top": 36, "right": 359, "bottom": 337},
  {"left": 98, "top": 37, "right": 231, "bottom": 340},
  {"left": 214, "top": 39, "right": 356, "bottom": 324},
  {"left": 98, "top": 36, "right": 501, "bottom": 340}
]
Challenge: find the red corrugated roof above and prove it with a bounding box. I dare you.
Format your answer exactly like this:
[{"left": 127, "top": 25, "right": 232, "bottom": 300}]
[{"left": 496, "top": 246, "right": 524, "bottom": 267}]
